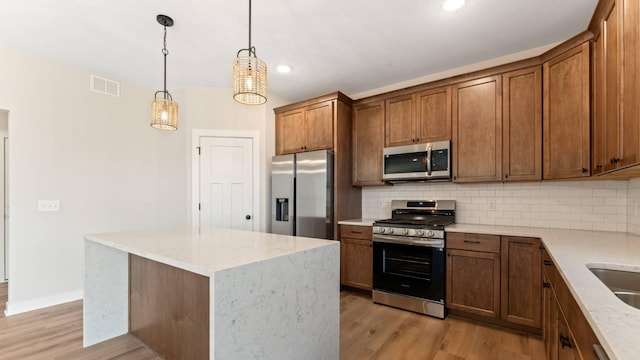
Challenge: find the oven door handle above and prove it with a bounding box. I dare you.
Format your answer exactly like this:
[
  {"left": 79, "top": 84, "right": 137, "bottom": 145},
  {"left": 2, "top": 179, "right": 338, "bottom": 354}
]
[{"left": 373, "top": 235, "right": 444, "bottom": 248}]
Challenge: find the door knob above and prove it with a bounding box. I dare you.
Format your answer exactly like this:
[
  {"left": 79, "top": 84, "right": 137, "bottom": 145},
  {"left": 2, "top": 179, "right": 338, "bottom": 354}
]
[{"left": 246, "top": 215, "right": 251, "bottom": 220}]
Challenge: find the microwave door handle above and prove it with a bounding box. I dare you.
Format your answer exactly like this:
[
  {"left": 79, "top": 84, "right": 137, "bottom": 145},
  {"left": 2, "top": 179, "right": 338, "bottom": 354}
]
[{"left": 426, "top": 146, "right": 432, "bottom": 175}]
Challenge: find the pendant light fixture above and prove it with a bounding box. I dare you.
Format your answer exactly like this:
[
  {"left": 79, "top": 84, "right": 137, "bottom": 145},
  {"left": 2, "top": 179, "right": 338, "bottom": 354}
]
[
  {"left": 233, "top": 0, "right": 267, "bottom": 105},
  {"left": 151, "top": 14, "right": 179, "bottom": 130}
]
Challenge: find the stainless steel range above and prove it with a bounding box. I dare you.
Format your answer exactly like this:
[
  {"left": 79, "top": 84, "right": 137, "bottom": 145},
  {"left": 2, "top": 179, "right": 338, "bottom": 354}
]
[{"left": 372, "top": 199, "right": 455, "bottom": 319}]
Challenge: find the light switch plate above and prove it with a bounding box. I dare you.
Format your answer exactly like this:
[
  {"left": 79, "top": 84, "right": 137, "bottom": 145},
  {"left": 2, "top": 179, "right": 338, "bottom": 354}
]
[
  {"left": 488, "top": 199, "right": 496, "bottom": 211},
  {"left": 38, "top": 200, "right": 60, "bottom": 212}
]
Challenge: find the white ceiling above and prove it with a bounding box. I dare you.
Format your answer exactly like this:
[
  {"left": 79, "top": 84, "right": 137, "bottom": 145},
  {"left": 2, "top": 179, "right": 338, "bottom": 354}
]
[{"left": 0, "top": 0, "right": 598, "bottom": 102}]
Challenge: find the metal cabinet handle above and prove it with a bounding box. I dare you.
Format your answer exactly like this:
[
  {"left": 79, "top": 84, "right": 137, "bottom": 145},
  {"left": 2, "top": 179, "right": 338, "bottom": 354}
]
[
  {"left": 350, "top": 231, "right": 363, "bottom": 234},
  {"left": 245, "top": 215, "right": 251, "bottom": 220},
  {"left": 543, "top": 282, "right": 551, "bottom": 288},
  {"left": 582, "top": 167, "right": 588, "bottom": 173},
  {"left": 463, "top": 240, "right": 480, "bottom": 244},
  {"left": 426, "top": 145, "right": 432, "bottom": 176},
  {"left": 560, "top": 335, "right": 573, "bottom": 349},
  {"left": 543, "top": 260, "right": 553, "bottom": 266}
]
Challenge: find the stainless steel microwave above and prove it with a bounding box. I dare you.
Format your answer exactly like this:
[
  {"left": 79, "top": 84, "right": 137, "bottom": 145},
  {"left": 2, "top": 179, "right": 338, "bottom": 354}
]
[{"left": 382, "top": 141, "right": 451, "bottom": 181}]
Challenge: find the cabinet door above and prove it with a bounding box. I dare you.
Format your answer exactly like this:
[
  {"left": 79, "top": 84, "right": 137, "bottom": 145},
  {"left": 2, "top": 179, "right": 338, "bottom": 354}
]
[
  {"left": 340, "top": 238, "right": 372, "bottom": 290},
  {"left": 503, "top": 66, "right": 542, "bottom": 181},
  {"left": 452, "top": 75, "right": 503, "bottom": 182},
  {"left": 385, "top": 95, "right": 415, "bottom": 147},
  {"left": 415, "top": 86, "right": 452, "bottom": 143},
  {"left": 278, "top": 108, "right": 306, "bottom": 154},
  {"left": 557, "top": 310, "right": 579, "bottom": 360},
  {"left": 621, "top": 0, "right": 640, "bottom": 168},
  {"left": 305, "top": 100, "right": 334, "bottom": 151},
  {"left": 543, "top": 42, "right": 591, "bottom": 179},
  {"left": 353, "top": 101, "right": 385, "bottom": 186},
  {"left": 543, "top": 272, "right": 558, "bottom": 360},
  {"left": 593, "top": 31, "right": 606, "bottom": 174},
  {"left": 501, "top": 236, "right": 542, "bottom": 328},
  {"left": 603, "top": 1, "right": 621, "bottom": 172},
  {"left": 446, "top": 249, "right": 500, "bottom": 318}
]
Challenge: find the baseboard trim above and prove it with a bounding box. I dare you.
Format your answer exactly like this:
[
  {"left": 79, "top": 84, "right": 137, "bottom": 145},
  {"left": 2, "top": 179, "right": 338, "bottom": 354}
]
[{"left": 4, "top": 289, "right": 83, "bottom": 316}]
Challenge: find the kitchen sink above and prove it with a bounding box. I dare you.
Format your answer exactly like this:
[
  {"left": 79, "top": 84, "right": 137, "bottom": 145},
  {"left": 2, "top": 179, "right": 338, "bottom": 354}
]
[
  {"left": 615, "top": 292, "right": 640, "bottom": 310},
  {"left": 589, "top": 267, "right": 640, "bottom": 310}
]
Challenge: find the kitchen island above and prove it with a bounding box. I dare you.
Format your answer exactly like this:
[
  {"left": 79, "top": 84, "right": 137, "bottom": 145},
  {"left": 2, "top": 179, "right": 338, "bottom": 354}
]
[{"left": 83, "top": 227, "right": 339, "bottom": 360}]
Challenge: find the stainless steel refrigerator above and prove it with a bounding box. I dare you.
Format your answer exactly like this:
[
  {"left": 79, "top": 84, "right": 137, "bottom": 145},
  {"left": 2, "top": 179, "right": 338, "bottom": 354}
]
[{"left": 271, "top": 150, "right": 334, "bottom": 240}]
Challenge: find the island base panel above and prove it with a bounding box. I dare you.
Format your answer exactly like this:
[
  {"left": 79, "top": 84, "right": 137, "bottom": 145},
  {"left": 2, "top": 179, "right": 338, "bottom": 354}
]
[
  {"left": 129, "top": 254, "right": 210, "bottom": 360},
  {"left": 212, "top": 244, "right": 340, "bottom": 360},
  {"left": 83, "top": 240, "right": 129, "bottom": 347}
]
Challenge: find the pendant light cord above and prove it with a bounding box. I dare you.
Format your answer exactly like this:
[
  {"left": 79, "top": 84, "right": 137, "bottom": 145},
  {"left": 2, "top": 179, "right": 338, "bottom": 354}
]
[
  {"left": 248, "top": 0, "right": 252, "bottom": 55},
  {"left": 162, "top": 25, "right": 169, "bottom": 99},
  {"left": 237, "top": 0, "right": 256, "bottom": 57}
]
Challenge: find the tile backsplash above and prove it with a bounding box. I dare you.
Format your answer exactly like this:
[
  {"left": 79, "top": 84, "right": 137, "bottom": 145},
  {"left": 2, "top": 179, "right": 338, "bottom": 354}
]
[
  {"left": 627, "top": 178, "right": 640, "bottom": 235},
  {"left": 362, "top": 180, "right": 629, "bottom": 233}
]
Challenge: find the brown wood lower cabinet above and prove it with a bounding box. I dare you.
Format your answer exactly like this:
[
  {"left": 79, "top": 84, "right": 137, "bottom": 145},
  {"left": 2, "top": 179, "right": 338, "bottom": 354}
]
[
  {"left": 339, "top": 224, "right": 372, "bottom": 290},
  {"left": 501, "top": 236, "right": 542, "bottom": 328},
  {"left": 446, "top": 232, "right": 542, "bottom": 333},
  {"left": 542, "top": 249, "right": 602, "bottom": 360},
  {"left": 446, "top": 248, "right": 501, "bottom": 318}
]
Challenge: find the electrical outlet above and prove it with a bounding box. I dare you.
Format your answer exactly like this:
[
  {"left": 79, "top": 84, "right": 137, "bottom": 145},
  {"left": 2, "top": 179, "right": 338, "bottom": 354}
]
[
  {"left": 488, "top": 199, "right": 496, "bottom": 211},
  {"left": 38, "top": 200, "right": 60, "bottom": 212},
  {"left": 635, "top": 201, "right": 638, "bottom": 217}
]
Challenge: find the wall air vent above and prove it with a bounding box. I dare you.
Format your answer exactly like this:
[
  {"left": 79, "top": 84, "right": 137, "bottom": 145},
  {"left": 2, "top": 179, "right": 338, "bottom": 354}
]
[{"left": 89, "top": 74, "right": 120, "bottom": 97}]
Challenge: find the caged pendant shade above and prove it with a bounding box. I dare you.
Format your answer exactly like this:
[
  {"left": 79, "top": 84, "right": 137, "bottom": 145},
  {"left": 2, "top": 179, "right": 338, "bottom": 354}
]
[
  {"left": 233, "top": 0, "right": 267, "bottom": 105},
  {"left": 151, "top": 14, "right": 179, "bottom": 130}
]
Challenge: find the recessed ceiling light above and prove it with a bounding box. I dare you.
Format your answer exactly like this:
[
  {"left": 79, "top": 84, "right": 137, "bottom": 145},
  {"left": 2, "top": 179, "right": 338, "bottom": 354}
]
[
  {"left": 442, "top": 0, "right": 465, "bottom": 11},
  {"left": 276, "top": 65, "right": 292, "bottom": 73}
]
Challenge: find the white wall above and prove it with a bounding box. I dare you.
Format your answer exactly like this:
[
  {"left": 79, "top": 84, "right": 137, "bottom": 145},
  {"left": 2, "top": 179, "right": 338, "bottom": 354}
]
[
  {"left": 0, "top": 47, "right": 186, "bottom": 314},
  {"left": 0, "top": 110, "right": 7, "bottom": 282},
  {"left": 363, "top": 180, "right": 629, "bottom": 232}
]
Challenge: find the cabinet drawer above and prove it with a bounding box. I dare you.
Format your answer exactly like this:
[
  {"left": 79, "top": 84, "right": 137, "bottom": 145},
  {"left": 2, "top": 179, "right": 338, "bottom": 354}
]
[
  {"left": 447, "top": 232, "right": 500, "bottom": 253},
  {"left": 339, "top": 225, "right": 372, "bottom": 240}
]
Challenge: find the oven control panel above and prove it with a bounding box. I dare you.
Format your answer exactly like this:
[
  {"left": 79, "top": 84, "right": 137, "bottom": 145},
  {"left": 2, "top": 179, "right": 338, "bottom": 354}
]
[{"left": 372, "top": 226, "right": 444, "bottom": 239}]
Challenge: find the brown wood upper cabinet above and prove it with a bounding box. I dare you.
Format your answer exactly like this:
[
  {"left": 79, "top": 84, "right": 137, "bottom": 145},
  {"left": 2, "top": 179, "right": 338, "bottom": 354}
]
[
  {"left": 543, "top": 42, "right": 591, "bottom": 180},
  {"left": 592, "top": 0, "right": 640, "bottom": 174},
  {"left": 384, "top": 86, "right": 452, "bottom": 147},
  {"left": 276, "top": 100, "right": 334, "bottom": 155},
  {"left": 502, "top": 66, "right": 542, "bottom": 181},
  {"left": 452, "top": 75, "right": 503, "bottom": 182},
  {"left": 353, "top": 101, "right": 385, "bottom": 186}
]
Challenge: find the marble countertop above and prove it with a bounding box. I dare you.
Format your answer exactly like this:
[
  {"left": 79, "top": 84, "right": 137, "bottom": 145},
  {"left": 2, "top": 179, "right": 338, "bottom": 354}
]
[
  {"left": 337, "top": 218, "right": 376, "bottom": 226},
  {"left": 85, "top": 227, "right": 337, "bottom": 277},
  {"left": 447, "top": 224, "right": 640, "bottom": 360}
]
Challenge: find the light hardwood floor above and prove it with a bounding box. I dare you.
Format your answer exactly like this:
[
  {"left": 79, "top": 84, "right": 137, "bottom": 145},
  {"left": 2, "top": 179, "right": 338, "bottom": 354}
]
[
  {"left": 0, "top": 284, "right": 545, "bottom": 359},
  {"left": 341, "top": 290, "right": 546, "bottom": 360}
]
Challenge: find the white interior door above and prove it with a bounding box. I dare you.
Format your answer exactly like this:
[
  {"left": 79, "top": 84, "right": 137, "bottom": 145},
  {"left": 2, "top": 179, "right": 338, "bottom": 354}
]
[{"left": 199, "top": 136, "right": 254, "bottom": 231}]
